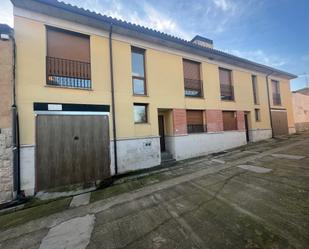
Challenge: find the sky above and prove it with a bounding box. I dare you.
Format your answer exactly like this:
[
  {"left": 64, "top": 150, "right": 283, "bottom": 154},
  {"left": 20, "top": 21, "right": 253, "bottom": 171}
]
[{"left": 1, "top": 0, "right": 308, "bottom": 90}]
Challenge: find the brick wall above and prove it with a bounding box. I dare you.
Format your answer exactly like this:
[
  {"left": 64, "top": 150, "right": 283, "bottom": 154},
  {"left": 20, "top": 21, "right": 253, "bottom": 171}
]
[
  {"left": 0, "top": 28, "right": 14, "bottom": 204},
  {"left": 172, "top": 109, "right": 187, "bottom": 135},
  {"left": 206, "top": 110, "right": 223, "bottom": 132},
  {"left": 237, "top": 111, "right": 246, "bottom": 131},
  {"left": 0, "top": 38, "right": 13, "bottom": 129}
]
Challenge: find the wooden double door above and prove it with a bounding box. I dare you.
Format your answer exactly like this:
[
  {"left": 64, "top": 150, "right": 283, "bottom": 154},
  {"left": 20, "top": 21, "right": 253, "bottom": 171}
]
[{"left": 35, "top": 115, "right": 110, "bottom": 191}]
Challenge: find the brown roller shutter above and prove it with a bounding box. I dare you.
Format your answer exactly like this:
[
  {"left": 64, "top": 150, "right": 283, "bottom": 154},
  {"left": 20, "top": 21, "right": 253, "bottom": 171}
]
[
  {"left": 47, "top": 26, "right": 90, "bottom": 62},
  {"left": 183, "top": 59, "right": 201, "bottom": 80},
  {"left": 187, "top": 110, "right": 203, "bottom": 125},
  {"left": 222, "top": 111, "right": 237, "bottom": 131},
  {"left": 219, "top": 68, "right": 232, "bottom": 85}
]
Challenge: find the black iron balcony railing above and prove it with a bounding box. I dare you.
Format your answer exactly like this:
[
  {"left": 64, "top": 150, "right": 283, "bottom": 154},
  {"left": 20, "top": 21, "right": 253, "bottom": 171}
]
[
  {"left": 273, "top": 93, "right": 281, "bottom": 105},
  {"left": 184, "top": 78, "right": 203, "bottom": 97},
  {"left": 187, "top": 124, "right": 207, "bottom": 134},
  {"left": 220, "top": 84, "right": 234, "bottom": 101},
  {"left": 46, "top": 56, "right": 91, "bottom": 89}
]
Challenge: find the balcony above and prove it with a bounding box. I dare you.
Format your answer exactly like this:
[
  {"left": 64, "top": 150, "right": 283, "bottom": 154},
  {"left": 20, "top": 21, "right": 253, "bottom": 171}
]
[
  {"left": 273, "top": 93, "right": 281, "bottom": 105},
  {"left": 187, "top": 124, "right": 207, "bottom": 133},
  {"left": 46, "top": 56, "right": 91, "bottom": 89},
  {"left": 184, "top": 78, "right": 203, "bottom": 97},
  {"left": 220, "top": 84, "right": 234, "bottom": 101}
]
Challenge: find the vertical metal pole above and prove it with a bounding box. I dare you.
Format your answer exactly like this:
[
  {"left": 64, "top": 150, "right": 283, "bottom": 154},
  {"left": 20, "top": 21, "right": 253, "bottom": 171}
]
[{"left": 109, "top": 24, "right": 118, "bottom": 175}]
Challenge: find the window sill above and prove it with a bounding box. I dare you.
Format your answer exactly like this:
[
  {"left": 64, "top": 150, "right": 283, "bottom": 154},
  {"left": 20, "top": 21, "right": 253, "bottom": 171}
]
[
  {"left": 133, "top": 94, "right": 149, "bottom": 97},
  {"left": 221, "top": 99, "right": 235, "bottom": 102},
  {"left": 134, "top": 122, "right": 151, "bottom": 125},
  {"left": 45, "top": 85, "right": 93, "bottom": 91},
  {"left": 185, "top": 96, "right": 205, "bottom": 99}
]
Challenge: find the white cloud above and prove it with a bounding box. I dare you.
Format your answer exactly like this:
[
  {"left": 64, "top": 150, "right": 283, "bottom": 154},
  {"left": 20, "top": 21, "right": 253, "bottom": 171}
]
[
  {"left": 64, "top": 0, "right": 191, "bottom": 39},
  {"left": 213, "top": 0, "right": 233, "bottom": 11},
  {"left": 0, "top": 0, "right": 13, "bottom": 26},
  {"left": 227, "top": 49, "right": 287, "bottom": 67}
]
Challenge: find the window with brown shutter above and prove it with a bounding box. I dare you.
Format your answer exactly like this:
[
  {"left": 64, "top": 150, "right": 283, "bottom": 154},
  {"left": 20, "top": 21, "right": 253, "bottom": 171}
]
[
  {"left": 252, "top": 75, "right": 259, "bottom": 104},
  {"left": 272, "top": 80, "right": 281, "bottom": 105},
  {"left": 46, "top": 26, "right": 91, "bottom": 88},
  {"left": 222, "top": 111, "right": 237, "bottom": 131},
  {"left": 219, "top": 68, "right": 234, "bottom": 101},
  {"left": 183, "top": 59, "right": 203, "bottom": 97},
  {"left": 186, "top": 110, "right": 206, "bottom": 133}
]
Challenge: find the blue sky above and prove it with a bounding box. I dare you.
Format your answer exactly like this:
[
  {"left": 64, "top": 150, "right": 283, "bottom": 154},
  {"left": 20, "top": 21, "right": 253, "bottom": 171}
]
[{"left": 1, "top": 0, "right": 308, "bottom": 90}]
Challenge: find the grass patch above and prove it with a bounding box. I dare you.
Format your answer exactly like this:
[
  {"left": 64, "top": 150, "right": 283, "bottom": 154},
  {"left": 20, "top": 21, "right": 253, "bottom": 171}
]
[
  {"left": 0, "top": 197, "right": 72, "bottom": 230},
  {"left": 90, "top": 174, "right": 168, "bottom": 203}
]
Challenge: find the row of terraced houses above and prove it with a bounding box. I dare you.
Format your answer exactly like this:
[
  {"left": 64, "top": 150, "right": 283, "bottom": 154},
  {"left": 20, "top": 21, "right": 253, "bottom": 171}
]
[{"left": 0, "top": 0, "right": 297, "bottom": 203}]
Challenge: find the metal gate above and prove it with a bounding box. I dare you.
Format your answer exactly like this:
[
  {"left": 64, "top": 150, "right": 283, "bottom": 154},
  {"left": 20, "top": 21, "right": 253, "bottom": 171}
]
[
  {"left": 271, "top": 110, "right": 289, "bottom": 136},
  {"left": 35, "top": 115, "right": 110, "bottom": 191}
]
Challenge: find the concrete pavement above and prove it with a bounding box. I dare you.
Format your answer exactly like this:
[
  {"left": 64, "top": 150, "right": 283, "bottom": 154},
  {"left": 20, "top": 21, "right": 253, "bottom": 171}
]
[{"left": 0, "top": 132, "right": 309, "bottom": 249}]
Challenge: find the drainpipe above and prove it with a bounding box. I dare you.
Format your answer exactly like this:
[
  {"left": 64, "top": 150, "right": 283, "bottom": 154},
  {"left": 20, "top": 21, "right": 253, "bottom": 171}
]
[
  {"left": 11, "top": 32, "right": 22, "bottom": 199},
  {"left": 266, "top": 71, "right": 274, "bottom": 138},
  {"left": 109, "top": 24, "right": 118, "bottom": 175}
]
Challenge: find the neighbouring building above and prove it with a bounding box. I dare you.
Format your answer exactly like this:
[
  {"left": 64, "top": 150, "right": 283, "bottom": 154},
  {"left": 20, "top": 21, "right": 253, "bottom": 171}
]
[
  {"left": 0, "top": 24, "right": 14, "bottom": 203},
  {"left": 293, "top": 88, "right": 309, "bottom": 132},
  {"left": 10, "top": 0, "right": 296, "bottom": 196}
]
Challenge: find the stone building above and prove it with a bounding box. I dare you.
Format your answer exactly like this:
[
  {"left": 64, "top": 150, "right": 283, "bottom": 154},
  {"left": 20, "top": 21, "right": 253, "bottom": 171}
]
[{"left": 0, "top": 24, "right": 14, "bottom": 204}]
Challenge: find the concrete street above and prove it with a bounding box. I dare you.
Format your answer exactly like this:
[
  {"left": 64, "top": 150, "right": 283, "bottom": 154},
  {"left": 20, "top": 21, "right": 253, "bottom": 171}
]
[{"left": 0, "top": 132, "right": 309, "bottom": 249}]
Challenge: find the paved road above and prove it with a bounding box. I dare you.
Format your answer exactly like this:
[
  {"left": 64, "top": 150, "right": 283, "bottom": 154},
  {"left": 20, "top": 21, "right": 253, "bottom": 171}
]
[{"left": 1, "top": 132, "right": 309, "bottom": 249}]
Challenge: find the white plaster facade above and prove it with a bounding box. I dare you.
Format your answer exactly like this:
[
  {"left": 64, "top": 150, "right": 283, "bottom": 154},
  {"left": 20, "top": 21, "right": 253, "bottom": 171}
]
[
  {"left": 110, "top": 137, "right": 161, "bottom": 175},
  {"left": 248, "top": 129, "right": 272, "bottom": 142},
  {"left": 165, "top": 131, "right": 247, "bottom": 161}
]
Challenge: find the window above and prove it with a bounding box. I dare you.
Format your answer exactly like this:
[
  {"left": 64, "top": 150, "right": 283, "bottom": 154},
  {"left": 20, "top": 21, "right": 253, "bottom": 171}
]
[
  {"left": 46, "top": 26, "right": 91, "bottom": 88},
  {"left": 272, "top": 80, "right": 281, "bottom": 105},
  {"left": 186, "top": 110, "right": 206, "bottom": 133},
  {"left": 252, "top": 75, "right": 259, "bottom": 104},
  {"left": 183, "top": 59, "right": 203, "bottom": 97},
  {"left": 134, "top": 104, "right": 148, "bottom": 123},
  {"left": 219, "top": 68, "right": 234, "bottom": 100},
  {"left": 131, "top": 47, "right": 146, "bottom": 95},
  {"left": 222, "top": 111, "right": 237, "bottom": 131},
  {"left": 255, "top": 109, "right": 261, "bottom": 122}
]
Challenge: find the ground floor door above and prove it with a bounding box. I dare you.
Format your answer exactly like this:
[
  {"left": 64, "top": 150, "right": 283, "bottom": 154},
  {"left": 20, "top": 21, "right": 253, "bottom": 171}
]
[
  {"left": 158, "top": 115, "right": 165, "bottom": 151},
  {"left": 35, "top": 115, "right": 110, "bottom": 192},
  {"left": 244, "top": 113, "right": 250, "bottom": 142},
  {"left": 271, "top": 110, "right": 289, "bottom": 136}
]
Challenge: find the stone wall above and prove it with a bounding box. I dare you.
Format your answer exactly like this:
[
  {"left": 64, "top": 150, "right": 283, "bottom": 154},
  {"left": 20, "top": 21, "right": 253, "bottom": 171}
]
[
  {"left": 292, "top": 92, "right": 309, "bottom": 132},
  {"left": 0, "top": 128, "right": 13, "bottom": 203}
]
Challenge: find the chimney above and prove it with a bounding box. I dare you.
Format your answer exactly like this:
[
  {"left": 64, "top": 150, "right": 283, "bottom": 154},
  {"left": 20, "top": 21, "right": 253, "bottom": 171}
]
[{"left": 191, "top": 35, "right": 213, "bottom": 49}]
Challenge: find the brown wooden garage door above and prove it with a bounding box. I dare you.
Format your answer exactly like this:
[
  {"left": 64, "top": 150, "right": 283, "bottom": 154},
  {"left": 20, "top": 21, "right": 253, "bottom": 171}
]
[
  {"left": 36, "top": 115, "right": 110, "bottom": 191},
  {"left": 271, "top": 110, "right": 289, "bottom": 136}
]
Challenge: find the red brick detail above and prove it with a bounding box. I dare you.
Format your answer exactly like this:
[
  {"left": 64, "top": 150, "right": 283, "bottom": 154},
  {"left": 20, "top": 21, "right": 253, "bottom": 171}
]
[
  {"left": 206, "top": 110, "right": 223, "bottom": 132},
  {"left": 172, "top": 109, "right": 187, "bottom": 135},
  {"left": 236, "top": 111, "right": 246, "bottom": 131}
]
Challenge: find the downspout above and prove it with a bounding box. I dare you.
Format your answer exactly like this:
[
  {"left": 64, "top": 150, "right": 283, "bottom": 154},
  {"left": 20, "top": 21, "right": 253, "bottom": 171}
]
[
  {"left": 109, "top": 24, "right": 118, "bottom": 175},
  {"left": 11, "top": 32, "right": 22, "bottom": 198},
  {"left": 266, "top": 71, "right": 274, "bottom": 138}
]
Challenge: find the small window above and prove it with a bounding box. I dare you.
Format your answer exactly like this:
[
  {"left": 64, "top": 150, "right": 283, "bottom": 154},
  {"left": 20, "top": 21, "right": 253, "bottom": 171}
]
[
  {"left": 255, "top": 109, "right": 261, "bottom": 122},
  {"left": 252, "top": 75, "right": 259, "bottom": 104},
  {"left": 131, "top": 47, "right": 146, "bottom": 95},
  {"left": 186, "top": 110, "right": 206, "bottom": 133},
  {"left": 134, "top": 104, "right": 148, "bottom": 123},
  {"left": 183, "top": 59, "right": 203, "bottom": 97},
  {"left": 272, "top": 80, "right": 281, "bottom": 105},
  {"left": 219, "top": 68, "right": 234, "bottom": 101},
  {"left": 222, "top": 111, "right": 237, "bottom": 131}
]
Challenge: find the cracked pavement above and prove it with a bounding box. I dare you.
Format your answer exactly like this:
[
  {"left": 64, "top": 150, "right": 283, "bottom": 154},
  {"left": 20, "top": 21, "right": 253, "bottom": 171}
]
[{"left": 0, "top": 132, "right": 309, "bottom": 249}]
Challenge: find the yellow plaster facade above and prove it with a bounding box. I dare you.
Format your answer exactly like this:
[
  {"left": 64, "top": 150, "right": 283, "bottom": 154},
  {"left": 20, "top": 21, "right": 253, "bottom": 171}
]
[{"left": 14, "top": 13, "right": 295, "bottom": 146}]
